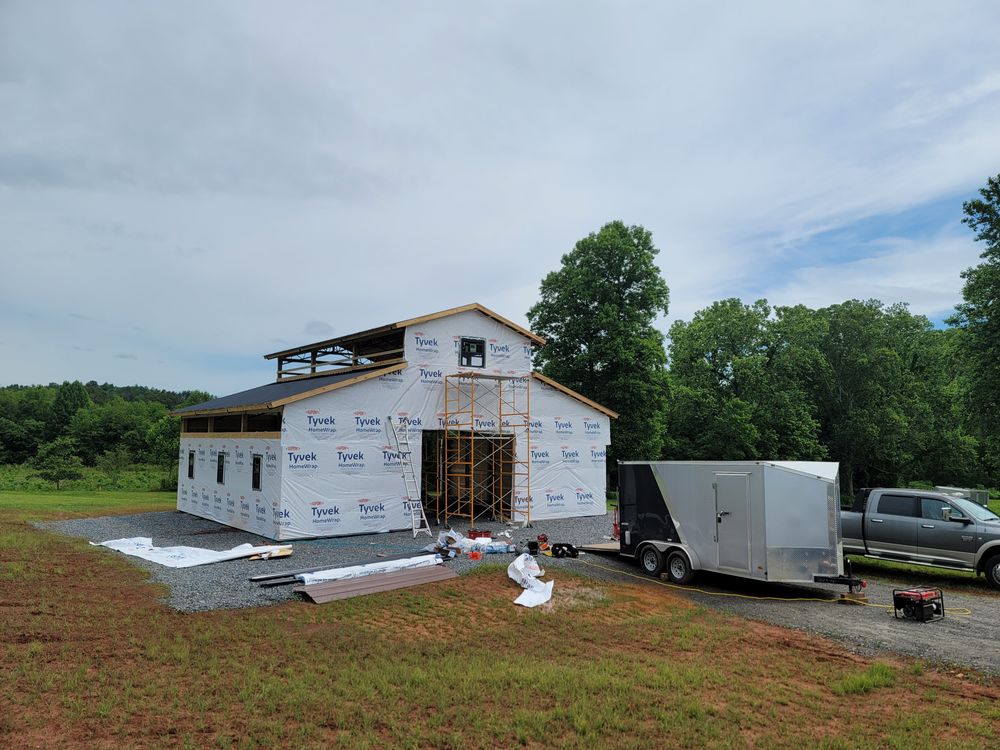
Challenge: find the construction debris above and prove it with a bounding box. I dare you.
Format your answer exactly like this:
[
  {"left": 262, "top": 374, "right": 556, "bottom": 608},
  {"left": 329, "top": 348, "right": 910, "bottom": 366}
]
[
  {"left": 90, "top": 537, "right": 292, "bottom": 568},
  {"left": 297, "top": 554, "right": 442, "bottom": 585},
  {"left": 248, "top": 548, "right": 293, "bottom": 560},
  {"left": 507, "top": 553, "right": 554, "bottom": 608},
  {"left": 249, "top": 552, "right": 423, "bottom": 583},
  {"left": 425, "top": 528, "right": 467, "bottom": 558},
  {"left": 546, "top": 543, "right": 579, "bottom": 558}
]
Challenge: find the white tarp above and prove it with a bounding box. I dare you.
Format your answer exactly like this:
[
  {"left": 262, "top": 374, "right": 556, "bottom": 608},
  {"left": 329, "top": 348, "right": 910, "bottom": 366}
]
[
  {"left": 297, "top": 554, "right": 441, "bottom": 585},
  {"left": 507, "top": 553, "right": 554, "bottom": 607},
  {"left": 91, "top": 537, "right": 291, "bottom": 568}
]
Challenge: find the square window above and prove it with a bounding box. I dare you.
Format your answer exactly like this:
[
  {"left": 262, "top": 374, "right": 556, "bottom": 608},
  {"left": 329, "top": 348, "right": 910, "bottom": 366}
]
[{"left": 459, "top": 337, "right": 486, "bottom": 368}]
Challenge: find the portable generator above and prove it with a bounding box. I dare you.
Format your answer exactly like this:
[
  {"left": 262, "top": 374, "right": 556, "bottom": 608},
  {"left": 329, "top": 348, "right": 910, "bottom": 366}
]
[{"left": 892, "top": 587, "right": 944, "bottom": 622}]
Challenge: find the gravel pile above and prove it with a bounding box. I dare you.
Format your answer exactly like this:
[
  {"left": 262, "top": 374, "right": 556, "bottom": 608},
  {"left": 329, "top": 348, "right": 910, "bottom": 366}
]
[{"left": 40, "top": 511, "right": 616, "bottom": 613}]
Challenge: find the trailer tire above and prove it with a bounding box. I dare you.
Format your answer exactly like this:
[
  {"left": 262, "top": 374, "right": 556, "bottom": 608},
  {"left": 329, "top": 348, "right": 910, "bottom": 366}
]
[
  {"left": 638, "top": 545, "right": 664, "bottom": 577},
  {"left": 666, "top": 551, "right": 694, "bottom": 585},
  {"left": 984, "top": 555, "right": 1000, "bottom": 591}
]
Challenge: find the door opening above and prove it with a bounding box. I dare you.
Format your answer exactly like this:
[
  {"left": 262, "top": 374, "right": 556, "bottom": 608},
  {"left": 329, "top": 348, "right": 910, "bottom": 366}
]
[{"left": 422, "top": 429, "right": 515, "bottom": 526}]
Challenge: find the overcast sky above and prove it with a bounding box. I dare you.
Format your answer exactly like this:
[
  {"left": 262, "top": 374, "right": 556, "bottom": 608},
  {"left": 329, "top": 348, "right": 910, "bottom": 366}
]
[{"left": 3, "top": 1, "right": 1000, "bottom": 395}]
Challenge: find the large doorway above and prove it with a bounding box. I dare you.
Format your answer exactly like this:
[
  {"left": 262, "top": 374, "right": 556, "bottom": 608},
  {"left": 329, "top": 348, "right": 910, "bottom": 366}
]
[{"left": 421, "top": 429, "right": 515, "bottom": 526}]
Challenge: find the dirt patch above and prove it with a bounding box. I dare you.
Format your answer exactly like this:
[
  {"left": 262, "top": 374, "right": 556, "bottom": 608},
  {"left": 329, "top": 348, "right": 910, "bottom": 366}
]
[{"left": 536, "top": 582, "right": 608, "bottom": 612}]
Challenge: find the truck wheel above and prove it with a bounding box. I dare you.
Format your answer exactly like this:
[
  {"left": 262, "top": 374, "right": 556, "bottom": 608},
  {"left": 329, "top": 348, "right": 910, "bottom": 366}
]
[
  {"left": 638, "top": 545, "right": 664, "bottom": 577},
  {"left": 984, "top": 555, "right": 1000, "bottom": 590},
  {"left": 666, "top": 551, "right": 695, "bottom": 585}
]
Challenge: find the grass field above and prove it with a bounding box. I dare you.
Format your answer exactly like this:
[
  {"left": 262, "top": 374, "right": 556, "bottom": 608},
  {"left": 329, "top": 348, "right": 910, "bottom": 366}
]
[
  {"left": 0, "top": 463, "right": 175, "bottom": 494},
  {"left": 2, "top": 490, "right": 999, "bottom": 749}
]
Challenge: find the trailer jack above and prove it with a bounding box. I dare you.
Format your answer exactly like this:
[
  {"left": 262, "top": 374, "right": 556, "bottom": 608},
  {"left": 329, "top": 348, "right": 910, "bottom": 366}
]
[{"left": 814, "top": 560, "right": 867, "bottom": 603}]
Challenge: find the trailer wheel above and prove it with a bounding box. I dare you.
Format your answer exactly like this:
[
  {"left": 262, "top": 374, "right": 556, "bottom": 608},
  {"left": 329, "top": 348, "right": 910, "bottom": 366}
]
[
  {"left": 984, "top": 555, "right": 1000, "bottom": 591},
  {"left": 638, "top": 545, "right": 664, "bottom": 577},
  {"left": 666, "top": 551, "right": 694, "bottom": 585}
]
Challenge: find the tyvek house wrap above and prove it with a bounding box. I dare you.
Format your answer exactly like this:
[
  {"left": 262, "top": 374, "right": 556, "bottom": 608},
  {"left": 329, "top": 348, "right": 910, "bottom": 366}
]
[
  {"left": 177, "top": 437, "right": 283, "bottom": 538},
  {"left": 178, "top": 309, "right": 610, "bottom": 540}
]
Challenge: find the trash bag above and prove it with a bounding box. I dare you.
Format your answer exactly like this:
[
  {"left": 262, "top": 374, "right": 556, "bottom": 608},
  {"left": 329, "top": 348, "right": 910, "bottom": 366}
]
[{"left": 507, "top": 553, "right": 553, "bottom": 607}]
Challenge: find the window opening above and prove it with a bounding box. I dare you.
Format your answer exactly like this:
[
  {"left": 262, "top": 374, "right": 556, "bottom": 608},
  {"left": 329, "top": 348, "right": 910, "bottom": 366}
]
[
  {"left": 213, "top": 414, "right": 242, "bottom": 432},
  {"left": 187, "top": 451, "right": 195, "bottom": 479},
  {"left": 217, "top": 452, "right": 226, "bottom": 484},
  {"left": 459, "top": 337, "right": 486, "bottom": 368},
  {"left": 252, "top": 454, "right": 262, "bottom": 491}
]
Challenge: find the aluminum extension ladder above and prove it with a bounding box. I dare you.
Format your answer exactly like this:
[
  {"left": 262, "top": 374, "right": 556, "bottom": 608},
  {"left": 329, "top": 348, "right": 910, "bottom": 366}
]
[{"left": 386, "top": 416, "right": 432, "bottom": 537}]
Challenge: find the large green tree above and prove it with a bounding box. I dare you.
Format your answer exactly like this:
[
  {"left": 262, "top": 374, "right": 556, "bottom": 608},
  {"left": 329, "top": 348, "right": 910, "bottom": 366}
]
[
  {"left": 31, "top": 436, "right": 84, "bottom": 489},
  {"left": 664, "top": 298, "right": 826, "bottom": 461},
  {"left": 528, "top": 221, "right": 670, "bottom": 462},
  {"left": 949, "top": 173, "right": 1000, "bottom": 483},
  {"left": 808, "top": 300, "right": 940, "bottom": 494},
  {"left": 49, "top": 380, "right": 92, "bottom": 438}
]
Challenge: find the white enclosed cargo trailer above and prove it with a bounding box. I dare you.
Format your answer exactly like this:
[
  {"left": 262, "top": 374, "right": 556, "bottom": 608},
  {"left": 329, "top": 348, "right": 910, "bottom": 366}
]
[{"left": 617, "top": 461, "right": 857, "bottom": 587}]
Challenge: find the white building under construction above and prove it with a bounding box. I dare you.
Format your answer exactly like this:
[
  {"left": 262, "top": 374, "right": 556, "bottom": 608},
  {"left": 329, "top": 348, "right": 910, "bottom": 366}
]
[{"left": 173, "top": 303, "right": 616, "bottom": 540}]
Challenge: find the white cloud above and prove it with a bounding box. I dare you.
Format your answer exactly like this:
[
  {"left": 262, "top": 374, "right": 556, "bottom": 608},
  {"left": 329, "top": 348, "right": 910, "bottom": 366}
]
[{"left": 2, "top": 1, "right": 1000, "bottom": 392}]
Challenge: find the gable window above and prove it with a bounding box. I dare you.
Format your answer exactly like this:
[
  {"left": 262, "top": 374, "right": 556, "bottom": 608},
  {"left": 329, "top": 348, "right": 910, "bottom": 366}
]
[
  {"left": 459, "top": 337, "right": 486, "bottom": 368},
  {"left": 187, "top": 451, "right": 195, "bottom": 479},
  {"left": 217, "top": 452, "right": 226, "bottom": 484},
  {"left": 252, "top": 454, "right": 263, "bottom": 491}
]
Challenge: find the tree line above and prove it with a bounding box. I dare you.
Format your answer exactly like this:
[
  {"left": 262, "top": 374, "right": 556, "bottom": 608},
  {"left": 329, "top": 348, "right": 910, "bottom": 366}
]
[
  {"left": 530, "top": 174, "right": 1000, "bottom": 495},
  {"left": 0, "top": 381, "right": 210, "bottom": 487}
]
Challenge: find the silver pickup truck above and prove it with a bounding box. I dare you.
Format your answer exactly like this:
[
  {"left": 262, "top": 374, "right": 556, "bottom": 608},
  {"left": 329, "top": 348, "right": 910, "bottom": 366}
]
[{"left": 841, "top": 488, "right": 1000, "bottom": 589}]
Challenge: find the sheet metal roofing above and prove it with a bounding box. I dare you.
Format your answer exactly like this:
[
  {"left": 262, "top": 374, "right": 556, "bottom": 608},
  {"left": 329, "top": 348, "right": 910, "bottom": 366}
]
[{"left": 173, "top": 367, "right": 395, "bottom": 415}]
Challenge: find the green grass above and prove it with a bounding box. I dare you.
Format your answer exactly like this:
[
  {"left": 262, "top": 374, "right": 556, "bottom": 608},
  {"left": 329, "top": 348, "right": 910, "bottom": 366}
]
[
  {"left": 0, "top": 463, "right": 174, "bottom": 493},
  {"left": 0, "top": 489, "right": 174, "bottom": 522},
  {"left": 832, "top": 663, "right": 897, "bottom": 695},
  {"left": 2, "top": 490, "right": 999, "bottom": 748}
]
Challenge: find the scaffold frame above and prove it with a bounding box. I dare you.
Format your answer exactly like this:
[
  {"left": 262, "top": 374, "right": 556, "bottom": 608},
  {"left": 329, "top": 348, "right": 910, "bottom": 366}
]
[{"left": 436, "top": 372, "right": 531, "bottom": 527}]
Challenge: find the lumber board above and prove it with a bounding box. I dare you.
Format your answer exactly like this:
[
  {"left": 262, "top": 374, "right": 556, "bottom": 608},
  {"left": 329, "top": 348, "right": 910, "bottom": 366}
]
[
  {"left": 269, "top": 362, "right": 408, "bottom": 406},
  {"left": 530, "top": 371, "right": 619, "bottom": 418}
]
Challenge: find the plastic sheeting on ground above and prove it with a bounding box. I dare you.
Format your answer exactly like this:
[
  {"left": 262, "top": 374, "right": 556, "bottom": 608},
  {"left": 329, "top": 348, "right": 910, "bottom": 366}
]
[
  {"left": 91, "top": 537, "right": 292, "bottom": 568},
  {"left": 297, "top": 553, "right": 442, "bottom": 585},
  {"left": 507, "top": 553, "right": 554, "bottom": 607}
]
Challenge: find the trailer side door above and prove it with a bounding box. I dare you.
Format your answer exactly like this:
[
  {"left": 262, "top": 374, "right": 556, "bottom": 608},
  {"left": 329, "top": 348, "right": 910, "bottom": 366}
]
[{"left": 715, "top": 472, "right": 751, "bottom": 572}]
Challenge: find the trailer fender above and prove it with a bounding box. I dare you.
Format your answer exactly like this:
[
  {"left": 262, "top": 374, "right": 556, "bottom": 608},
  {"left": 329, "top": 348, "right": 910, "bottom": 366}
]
[{"left": 642, "top": 541, "right": 702, "bottom": 572}]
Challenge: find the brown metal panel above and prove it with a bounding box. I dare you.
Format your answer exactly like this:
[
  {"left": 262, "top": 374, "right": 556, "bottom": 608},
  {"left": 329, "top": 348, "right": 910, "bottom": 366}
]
[{"left": 294, "top": 565, "right": 458, "bottom": 604}]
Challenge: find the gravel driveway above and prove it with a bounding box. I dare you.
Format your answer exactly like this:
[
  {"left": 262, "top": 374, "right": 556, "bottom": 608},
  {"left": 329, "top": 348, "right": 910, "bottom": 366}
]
[
  {"left": 44, "top": 510, "right": 1000, "bottom": 676},
  {"left": 40, "top": 510, "right": 612, "bottom": 611}
]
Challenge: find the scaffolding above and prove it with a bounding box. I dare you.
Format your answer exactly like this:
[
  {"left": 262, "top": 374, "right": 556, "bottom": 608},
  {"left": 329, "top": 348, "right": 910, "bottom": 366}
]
[{"left": 434, "top": 372, "right": 531, "bottom": 527}]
